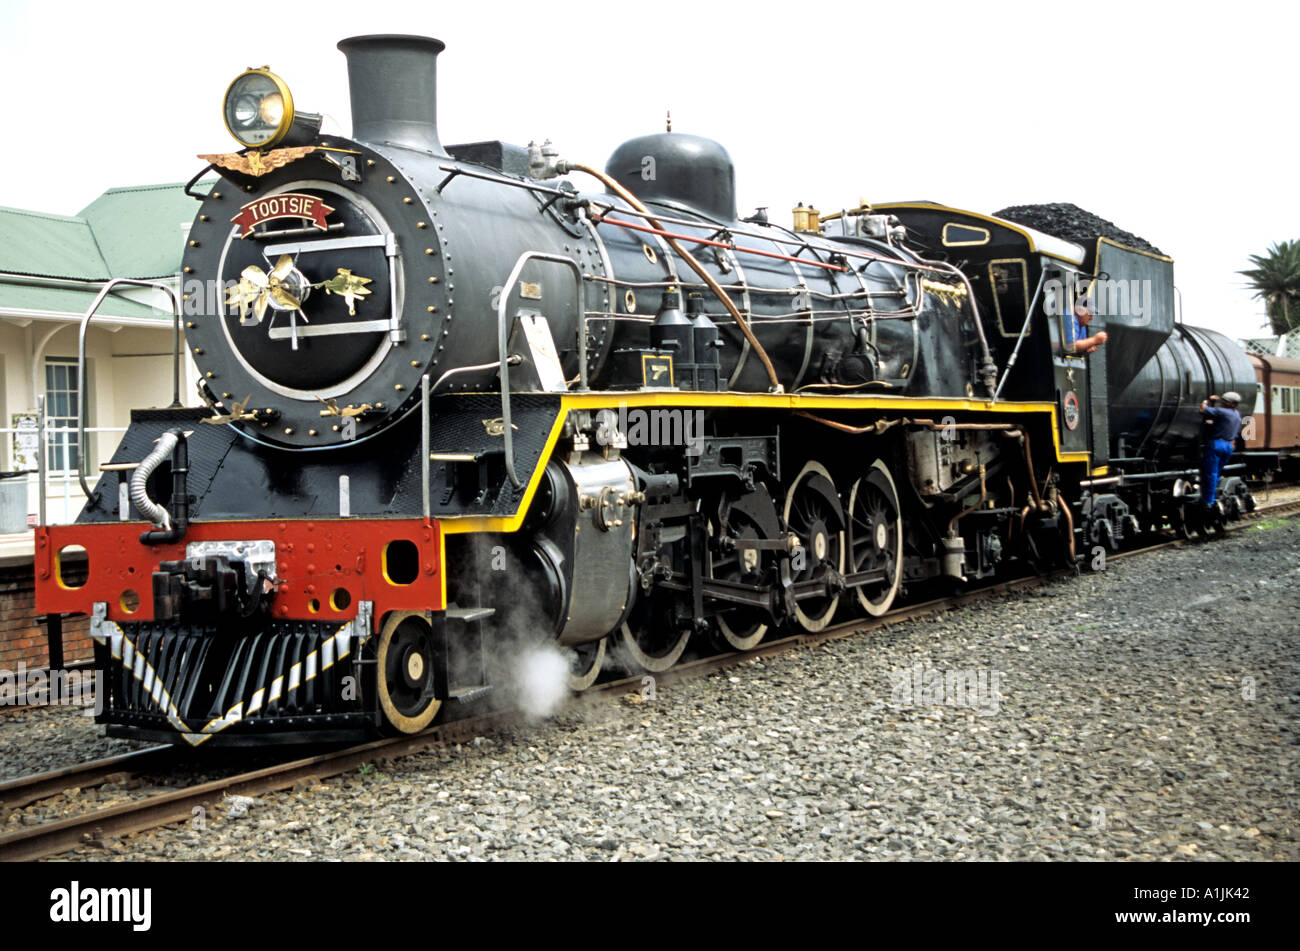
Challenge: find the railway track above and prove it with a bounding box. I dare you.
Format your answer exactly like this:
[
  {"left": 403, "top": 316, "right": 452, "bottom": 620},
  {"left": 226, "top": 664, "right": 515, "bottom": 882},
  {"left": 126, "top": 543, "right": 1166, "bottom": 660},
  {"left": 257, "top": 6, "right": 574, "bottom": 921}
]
[{"left": 2, "top": 496, "right": 1297, "bottom": 862}]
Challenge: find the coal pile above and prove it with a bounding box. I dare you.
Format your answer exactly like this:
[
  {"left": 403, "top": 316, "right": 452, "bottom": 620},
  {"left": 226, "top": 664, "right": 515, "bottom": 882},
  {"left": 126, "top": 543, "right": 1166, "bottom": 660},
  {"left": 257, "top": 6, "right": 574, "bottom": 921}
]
[{"left": 994, "top": 202, "right": 1165, "bottom": 257}]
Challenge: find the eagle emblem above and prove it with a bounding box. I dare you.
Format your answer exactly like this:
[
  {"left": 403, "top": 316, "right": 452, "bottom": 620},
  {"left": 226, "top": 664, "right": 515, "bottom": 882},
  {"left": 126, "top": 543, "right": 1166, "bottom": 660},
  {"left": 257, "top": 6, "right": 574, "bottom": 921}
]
[{"left": 197, "top": 146, "right": 316, "bottom": 177}]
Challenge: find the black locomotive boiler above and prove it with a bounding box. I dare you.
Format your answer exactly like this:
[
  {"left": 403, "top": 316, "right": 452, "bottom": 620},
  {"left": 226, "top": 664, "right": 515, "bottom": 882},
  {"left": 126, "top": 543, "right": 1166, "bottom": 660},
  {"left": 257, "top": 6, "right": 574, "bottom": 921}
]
[{"left": 36, "top": 35, "right": 1262, "bottom": 746}]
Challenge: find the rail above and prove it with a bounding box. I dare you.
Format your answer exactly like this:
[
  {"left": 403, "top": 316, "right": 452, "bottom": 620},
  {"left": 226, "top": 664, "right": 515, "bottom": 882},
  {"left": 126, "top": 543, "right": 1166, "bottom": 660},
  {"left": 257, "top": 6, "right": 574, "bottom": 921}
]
[
  {"left": 77, "top": 279, "right": 183, "bottom": 498},
  {"left": 496, "top": 252, "right": 586, "bottom": 487}
]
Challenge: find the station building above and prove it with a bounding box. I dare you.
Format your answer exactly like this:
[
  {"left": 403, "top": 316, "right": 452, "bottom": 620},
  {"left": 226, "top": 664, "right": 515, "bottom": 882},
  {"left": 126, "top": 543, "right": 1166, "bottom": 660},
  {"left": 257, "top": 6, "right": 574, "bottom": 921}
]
[{"left": 0, "top": 183, "right": 201, "bottom": 670}]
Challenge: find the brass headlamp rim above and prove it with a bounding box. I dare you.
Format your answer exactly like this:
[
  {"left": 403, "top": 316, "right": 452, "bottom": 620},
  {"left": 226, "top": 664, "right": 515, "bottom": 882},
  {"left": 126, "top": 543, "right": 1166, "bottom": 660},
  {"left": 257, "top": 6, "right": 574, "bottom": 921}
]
[{"left": 223, "top": 67, "right": 296, "bottom": 150}]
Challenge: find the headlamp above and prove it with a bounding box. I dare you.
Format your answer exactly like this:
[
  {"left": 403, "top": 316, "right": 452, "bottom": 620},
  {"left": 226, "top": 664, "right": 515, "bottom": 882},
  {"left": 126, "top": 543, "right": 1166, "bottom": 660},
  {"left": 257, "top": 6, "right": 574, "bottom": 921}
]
[{"left": 224, "top": 69, "right": 295, "bottom": 148}]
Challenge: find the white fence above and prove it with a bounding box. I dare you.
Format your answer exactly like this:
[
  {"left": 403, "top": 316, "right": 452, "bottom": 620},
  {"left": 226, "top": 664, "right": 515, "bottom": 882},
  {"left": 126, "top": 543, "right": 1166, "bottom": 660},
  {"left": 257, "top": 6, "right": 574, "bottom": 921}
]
[{"left": 0, "top": 424, "right": 128, "bottom": 531}]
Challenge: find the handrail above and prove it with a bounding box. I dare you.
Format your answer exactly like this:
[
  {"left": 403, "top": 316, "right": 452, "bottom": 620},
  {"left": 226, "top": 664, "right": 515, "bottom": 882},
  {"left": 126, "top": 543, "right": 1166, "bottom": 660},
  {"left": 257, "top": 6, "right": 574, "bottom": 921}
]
[
  {"left": 496, "top": 252, "right": 585, "bottom": 487},
  {"left": 77, "top": 279, "right": 184, "bottom": 497}
]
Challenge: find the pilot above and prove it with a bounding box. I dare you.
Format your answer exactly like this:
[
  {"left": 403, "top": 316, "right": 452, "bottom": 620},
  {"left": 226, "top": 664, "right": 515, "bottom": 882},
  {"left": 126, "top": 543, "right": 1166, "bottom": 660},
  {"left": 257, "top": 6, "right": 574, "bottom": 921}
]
[
  {"left": 1199, "top": 391, "right": 1242, "bottom": 515},
  {"left": 1068, "top": 298, "right": 1108, "bottom": 355}
]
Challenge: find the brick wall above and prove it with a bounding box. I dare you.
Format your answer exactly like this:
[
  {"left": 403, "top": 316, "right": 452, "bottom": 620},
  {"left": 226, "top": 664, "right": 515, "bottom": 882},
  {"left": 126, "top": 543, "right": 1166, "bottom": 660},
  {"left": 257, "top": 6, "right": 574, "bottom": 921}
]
[{"left": 0, "top": 561, "right": 92, "bottom": 670}]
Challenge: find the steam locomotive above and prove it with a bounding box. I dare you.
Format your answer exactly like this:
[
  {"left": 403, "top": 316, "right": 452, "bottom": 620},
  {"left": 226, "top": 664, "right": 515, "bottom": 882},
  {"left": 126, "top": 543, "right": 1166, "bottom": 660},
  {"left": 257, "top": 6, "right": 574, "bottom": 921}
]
[{"left": 35, "top": 35, "right": 1261, "bottom": 746}]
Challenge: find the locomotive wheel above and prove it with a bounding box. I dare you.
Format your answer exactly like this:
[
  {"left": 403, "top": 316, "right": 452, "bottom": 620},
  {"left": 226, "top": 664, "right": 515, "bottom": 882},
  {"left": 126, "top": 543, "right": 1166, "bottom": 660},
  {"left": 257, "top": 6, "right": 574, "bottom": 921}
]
[
  {"left": 846, "top": 460, "right": 903, "bottom": 617},
  {"left": 1205, "top": 502, "right": 1227, "bottom": 537},
  {"left": 707, "top": 488, "right": 780, "bottom": 651},
  {"left": 1167, "top": 505, "right": 1189, "bottom": 540},
  {"left": 1185, "top": 502, "right": 1210, "bottom": 540},
  {"left": 618, "top": 600, "right": 691, "bottom": 673},
  {"left": 782, "top": 461, "right": 846, "bottom": 632},
  {"left": 566, "top": 637, "right": 607, "bottom": 691},
  {"left": 376, "top": 611, "right": 442, "bottom": 735}
]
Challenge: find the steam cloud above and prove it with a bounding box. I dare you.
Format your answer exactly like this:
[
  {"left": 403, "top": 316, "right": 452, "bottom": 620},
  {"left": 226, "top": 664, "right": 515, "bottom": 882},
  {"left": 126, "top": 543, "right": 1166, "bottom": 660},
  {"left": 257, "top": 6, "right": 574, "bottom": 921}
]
[{"left": 506, "top": 643, "right": 570, "bottom": 721}]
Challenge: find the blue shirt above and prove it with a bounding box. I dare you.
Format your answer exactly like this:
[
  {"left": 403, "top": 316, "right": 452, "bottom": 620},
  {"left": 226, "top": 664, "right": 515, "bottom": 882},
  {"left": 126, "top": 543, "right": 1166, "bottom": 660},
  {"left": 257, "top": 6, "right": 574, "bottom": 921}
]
[
  {"left": 1067, "top": 311, "right": 1090, "bottom": 350},
  {"left": 1202, "top": 405, "right": 1241, "bottom": 441}
]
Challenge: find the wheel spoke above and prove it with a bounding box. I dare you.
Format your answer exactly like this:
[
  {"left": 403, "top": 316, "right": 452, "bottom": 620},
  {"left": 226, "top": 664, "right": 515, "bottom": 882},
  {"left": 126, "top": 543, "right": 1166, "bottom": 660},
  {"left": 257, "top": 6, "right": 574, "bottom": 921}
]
[
  {"left": 846, "top": 460, "right": 903, "bottom": 618},
  {"left": 782, "top": 461, "right": 844, "bottom": 633},
  {"left": 708, "top": 489, "right": 777, "bottom": 651}
]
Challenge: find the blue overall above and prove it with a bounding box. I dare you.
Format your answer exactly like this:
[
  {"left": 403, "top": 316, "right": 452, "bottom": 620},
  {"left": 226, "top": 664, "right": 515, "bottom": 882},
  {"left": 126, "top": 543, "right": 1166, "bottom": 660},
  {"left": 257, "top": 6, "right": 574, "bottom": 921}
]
[{"left": 1201, "top": 406, "right": 1241, "bottom": 506}]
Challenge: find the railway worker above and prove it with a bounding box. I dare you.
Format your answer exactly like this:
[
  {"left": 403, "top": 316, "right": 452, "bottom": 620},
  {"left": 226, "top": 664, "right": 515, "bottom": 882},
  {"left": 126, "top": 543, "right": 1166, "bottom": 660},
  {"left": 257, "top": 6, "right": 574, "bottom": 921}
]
[
  {"left": 1199, "top": 391, "right": 1242, "bottom": 513},
  {"left": 1067, "top": 298, "right": 1108, "bottom": 355}
]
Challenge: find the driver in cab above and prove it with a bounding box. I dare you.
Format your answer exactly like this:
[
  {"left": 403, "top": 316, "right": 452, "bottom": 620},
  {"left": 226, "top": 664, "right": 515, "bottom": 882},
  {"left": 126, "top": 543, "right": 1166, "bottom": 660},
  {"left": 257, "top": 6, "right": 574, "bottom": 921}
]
[{"left": 1068, "top": 297, "right": 1108, "bottom": 355}]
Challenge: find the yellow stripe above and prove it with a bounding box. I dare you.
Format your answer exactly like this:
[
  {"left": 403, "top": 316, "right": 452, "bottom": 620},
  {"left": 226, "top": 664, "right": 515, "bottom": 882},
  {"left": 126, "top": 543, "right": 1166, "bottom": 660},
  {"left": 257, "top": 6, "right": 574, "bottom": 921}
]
[
  {"left": 439, "top": 529, "right": 448, "bottom": 607},
  {"left": 1094, "top": 235, "right": 1173, "bottom": 265},
  {"left": 440, "top": 391, "right": 1092, "bottom": 535},
  {"left": 441, "top": 406, "right": 569, "bottom": 535},
  {"left": 869, "top": 202, "right": 1086, "bottom": 265}
]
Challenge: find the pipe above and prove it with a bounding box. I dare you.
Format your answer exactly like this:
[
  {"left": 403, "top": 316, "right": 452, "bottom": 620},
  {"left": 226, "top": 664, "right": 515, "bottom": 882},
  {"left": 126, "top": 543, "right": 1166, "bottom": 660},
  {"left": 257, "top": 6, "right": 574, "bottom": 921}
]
[
  {"left": 906, "top": 419, "right": 1019, "bottom": 431},
  {"left": 793, "top": 411, "right": 893, "bottom": 435},
  {"left": 932, "top": 260, "right": 998, "bottom": 396},
  {"left": 139, "top": 432, "right": 188, "bottom": 546},
  {"left": 569, "top": 163, "right": 783, "bottom": 393},
  {"left": 1061, "top": 499, "right": 1076, "bottom": 561},
  {"left": 429, "top": 356, "right": 519, "bottom": 393},
  {"left": 1019, "top": 428, "right": 1045, "bottom": 508},
  {"left": 1079, "top": 475, "right": 1122, "bottom": 488},
  {"left": 597, "top": 215, "right": 847, "bottom": 273},
  {"left": 130, "top": 431, "right": 177, "bottom": 530}
]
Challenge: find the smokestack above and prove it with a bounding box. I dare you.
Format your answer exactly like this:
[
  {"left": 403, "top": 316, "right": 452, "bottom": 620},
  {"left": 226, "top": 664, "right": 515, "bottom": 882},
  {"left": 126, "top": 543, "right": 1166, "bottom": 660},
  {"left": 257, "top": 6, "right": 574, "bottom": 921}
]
[{"left": 336, "top": 34, "right": 447, "bottom": 156}]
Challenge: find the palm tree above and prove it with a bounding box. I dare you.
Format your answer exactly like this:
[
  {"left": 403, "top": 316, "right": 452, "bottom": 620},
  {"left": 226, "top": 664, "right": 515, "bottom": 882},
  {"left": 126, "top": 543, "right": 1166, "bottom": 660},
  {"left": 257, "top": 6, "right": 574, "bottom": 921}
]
[{"left": 1241, "top": 241, "right": 1300, "bottom": 334}]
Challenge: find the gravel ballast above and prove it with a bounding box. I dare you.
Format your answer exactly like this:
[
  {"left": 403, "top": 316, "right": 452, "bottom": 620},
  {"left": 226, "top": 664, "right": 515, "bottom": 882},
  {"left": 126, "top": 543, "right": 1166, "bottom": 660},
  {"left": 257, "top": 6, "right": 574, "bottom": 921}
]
[
  {"left": 0, "top": 702, "right": 145, "bottom": 782},
  {"left": 19, "top": 518, "right": 1300, "bottom": 861}
]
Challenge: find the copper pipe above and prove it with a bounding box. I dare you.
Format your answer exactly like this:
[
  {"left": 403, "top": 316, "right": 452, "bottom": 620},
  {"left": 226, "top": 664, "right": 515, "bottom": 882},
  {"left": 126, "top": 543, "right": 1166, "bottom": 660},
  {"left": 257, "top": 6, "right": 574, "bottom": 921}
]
[
  {"left": 1061, "top": 497, "right": 1076, "bottom": 561},
  {"left": 1019, "top": 428, "right": 1045, "bottom": 508},
  {"left": 905, "top": 419, "right": 1019, "bottom": 431},
  {"left": 1018, "top": 504, "right": 1032, "bottom": 535},
  {"left": 570, "top": 164, "right": 783, "bottom": 392},
  {"left": 793, "top": 411, "right": 888, "bottom": 434},
  {"left": 598, "top": 215, "right": 848, "bottom": 273}
]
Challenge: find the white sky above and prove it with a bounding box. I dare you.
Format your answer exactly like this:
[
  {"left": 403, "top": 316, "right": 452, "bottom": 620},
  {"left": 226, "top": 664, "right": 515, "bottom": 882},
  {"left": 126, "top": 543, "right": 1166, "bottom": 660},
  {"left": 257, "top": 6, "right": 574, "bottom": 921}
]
[{"left": 1, "top": 0, "right": 1295, "bottom": 342}]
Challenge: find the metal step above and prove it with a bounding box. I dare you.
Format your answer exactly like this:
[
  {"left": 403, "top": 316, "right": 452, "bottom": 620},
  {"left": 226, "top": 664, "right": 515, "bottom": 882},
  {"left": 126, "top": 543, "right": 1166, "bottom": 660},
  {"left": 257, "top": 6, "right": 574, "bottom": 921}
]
[
  {"left": 447, "top": 684, "right": 492, "bottom": 703},
  {"left": 446, "top": 606, "right": 494, "bottom": 624}
]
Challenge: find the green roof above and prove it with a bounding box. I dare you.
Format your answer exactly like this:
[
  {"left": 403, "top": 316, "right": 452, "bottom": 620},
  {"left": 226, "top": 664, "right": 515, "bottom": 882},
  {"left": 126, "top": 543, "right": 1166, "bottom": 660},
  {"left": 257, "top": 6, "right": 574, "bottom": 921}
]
[
  {"left": 0, "top": 207, "right": 107, "bottom": 280},
  {"left": 0, "top": 181, "right": 210, "bottom": 282},
  {"left": 80, "top": 183, "right": 211, "bottom": 279},
  {"left": 0, "top": 282, "right": 161, "bottom": 320}
]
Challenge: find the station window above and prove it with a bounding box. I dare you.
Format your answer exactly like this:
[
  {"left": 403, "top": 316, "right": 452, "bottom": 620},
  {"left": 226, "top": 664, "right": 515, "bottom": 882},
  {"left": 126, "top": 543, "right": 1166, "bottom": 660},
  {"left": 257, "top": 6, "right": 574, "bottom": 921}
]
[{"left": 44, "top": 358, "right": 79, "bottom": 471}]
